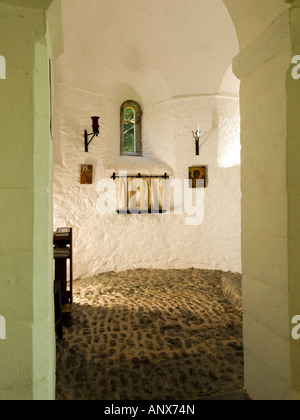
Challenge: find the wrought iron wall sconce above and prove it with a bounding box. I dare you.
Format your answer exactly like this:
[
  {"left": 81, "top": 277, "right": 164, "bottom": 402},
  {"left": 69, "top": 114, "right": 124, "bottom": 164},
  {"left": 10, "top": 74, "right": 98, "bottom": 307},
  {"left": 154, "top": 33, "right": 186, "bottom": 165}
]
[
  {"left": 84, "top": 116, "right": 100, "bottom": 152},
  {"left": 192, "top": 130, "right": 201, "bottom": 156}
]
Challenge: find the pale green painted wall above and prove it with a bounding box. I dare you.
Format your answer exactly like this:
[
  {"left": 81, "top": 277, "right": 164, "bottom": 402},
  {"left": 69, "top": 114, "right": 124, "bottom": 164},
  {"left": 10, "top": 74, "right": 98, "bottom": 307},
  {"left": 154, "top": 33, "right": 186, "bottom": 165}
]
[
  {"left": 226, "top": 0, "right": 300, "bottom": 400},
  {"left": 0, "top": 0, "right": 61, "bottom": 400},
  {"left": 287, "top": 4, "right": 300, "bottom": 400}
]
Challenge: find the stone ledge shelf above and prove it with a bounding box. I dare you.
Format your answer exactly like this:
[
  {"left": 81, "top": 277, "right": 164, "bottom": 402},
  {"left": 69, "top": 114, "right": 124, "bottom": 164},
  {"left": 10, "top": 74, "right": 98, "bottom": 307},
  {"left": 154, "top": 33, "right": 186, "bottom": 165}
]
[{"left": 222, "top": 273, "right": 242, "bottom": 310}]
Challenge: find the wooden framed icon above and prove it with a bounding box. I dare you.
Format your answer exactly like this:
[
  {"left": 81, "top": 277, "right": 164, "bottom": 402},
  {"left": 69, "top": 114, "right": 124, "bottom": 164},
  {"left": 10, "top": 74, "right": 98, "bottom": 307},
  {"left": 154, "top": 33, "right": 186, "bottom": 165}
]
[
  {"left": 80, "top": 164, "right": 93, "bottom": 184},
  {"left": 189, "top": 166, "right": 207, "bottom": 188}
]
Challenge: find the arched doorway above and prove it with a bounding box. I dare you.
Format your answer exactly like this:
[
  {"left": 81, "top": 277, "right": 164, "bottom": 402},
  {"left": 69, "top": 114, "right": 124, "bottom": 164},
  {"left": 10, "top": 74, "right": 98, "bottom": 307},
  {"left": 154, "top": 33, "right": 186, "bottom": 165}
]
[
  {"left": 52, "top": 0, "right": 300, "bottom": 400},
  {"left": 1, "top": 0, "right": 299, "bottom": 401}
]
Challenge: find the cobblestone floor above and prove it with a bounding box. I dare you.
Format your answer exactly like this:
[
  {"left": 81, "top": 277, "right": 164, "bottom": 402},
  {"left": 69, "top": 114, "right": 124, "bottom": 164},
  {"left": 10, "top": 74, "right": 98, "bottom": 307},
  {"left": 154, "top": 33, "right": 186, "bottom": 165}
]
[{"left": 56, "top": 269, "right": 244, "bottom": 400}]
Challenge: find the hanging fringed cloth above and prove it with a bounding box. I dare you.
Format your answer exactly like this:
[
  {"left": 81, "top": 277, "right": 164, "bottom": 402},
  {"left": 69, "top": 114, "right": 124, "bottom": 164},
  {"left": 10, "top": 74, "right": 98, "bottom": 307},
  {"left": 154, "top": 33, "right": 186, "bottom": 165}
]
[{"left": 115, "top": 175, "right": 168, "bottom": 214}]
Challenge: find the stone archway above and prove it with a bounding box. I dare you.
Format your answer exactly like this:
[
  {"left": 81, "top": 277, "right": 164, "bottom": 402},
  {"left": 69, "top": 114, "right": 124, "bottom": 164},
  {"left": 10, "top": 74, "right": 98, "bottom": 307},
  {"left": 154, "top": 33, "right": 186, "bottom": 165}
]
[
  {"left": 224, "top": 0, "right": 300, "bottom": 400},
  {"left": 1, "top": 0, "right": 299, "bottom": 401}
]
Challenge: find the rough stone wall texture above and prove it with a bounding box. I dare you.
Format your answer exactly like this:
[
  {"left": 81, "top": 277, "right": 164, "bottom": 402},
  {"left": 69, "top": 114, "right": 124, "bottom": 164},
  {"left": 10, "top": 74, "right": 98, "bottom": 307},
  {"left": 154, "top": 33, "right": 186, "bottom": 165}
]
[
  {"left": 53, "top": 88, "right": 241, "bottom": 279},
  {"left": 52, "top": 0, "right": 241, "bottom": 279}
]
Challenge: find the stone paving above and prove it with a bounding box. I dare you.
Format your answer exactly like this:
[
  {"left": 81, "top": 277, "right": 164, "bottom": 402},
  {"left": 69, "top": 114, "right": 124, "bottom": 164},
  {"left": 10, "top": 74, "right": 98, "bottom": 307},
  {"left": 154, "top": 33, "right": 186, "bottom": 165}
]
[{"left": 56, "top": 269, "right": 244, "bottom": 400}]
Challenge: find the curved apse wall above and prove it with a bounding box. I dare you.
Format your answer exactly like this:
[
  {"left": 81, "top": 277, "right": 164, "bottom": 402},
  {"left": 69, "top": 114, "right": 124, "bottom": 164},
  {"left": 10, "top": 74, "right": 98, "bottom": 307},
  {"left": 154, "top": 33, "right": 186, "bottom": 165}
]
[{"left": 52, "top": 0, "right": 241, "bottom": 278}]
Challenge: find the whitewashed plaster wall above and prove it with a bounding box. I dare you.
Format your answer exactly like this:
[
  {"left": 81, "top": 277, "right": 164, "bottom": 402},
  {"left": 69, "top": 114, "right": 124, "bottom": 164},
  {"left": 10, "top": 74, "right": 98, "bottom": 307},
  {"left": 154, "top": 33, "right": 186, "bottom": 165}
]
[{"left": 52, "top": 0, "right": 241, "bottom": 279}]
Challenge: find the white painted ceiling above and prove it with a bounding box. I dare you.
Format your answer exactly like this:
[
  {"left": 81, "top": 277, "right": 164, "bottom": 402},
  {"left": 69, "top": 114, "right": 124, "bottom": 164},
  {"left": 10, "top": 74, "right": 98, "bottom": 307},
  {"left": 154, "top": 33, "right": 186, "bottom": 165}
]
[{"left": 55, "top": 0, "right": 239, "bottom": 102}]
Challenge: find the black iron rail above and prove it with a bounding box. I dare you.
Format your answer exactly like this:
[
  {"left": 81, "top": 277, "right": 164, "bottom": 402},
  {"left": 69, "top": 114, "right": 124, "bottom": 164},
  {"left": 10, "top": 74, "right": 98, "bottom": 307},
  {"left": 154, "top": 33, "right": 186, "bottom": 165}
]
[{"left": 111, "top": 172, "right": 169, "bottom": 180}]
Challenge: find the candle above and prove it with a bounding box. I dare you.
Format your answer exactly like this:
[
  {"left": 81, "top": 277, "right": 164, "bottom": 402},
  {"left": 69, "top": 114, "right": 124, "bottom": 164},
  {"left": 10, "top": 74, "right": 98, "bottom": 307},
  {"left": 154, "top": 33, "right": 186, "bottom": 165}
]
[{"left": 91, "top": 116, "right": 100, "bottom": 136}]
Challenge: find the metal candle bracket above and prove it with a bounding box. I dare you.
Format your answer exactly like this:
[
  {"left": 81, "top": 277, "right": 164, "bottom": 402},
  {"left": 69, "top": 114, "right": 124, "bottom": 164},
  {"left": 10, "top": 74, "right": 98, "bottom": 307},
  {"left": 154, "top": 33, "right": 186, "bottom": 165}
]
[
  {"left": 84, "top": 116, "right": 100, "bottom": 152},
  {"left": 192, "top": 130, "right": 201, "bottom": 156}
]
